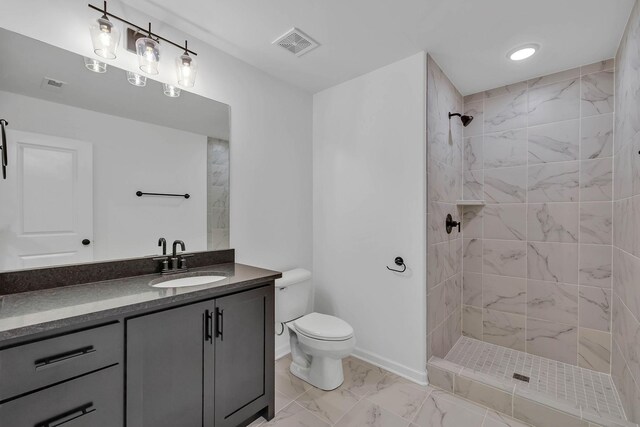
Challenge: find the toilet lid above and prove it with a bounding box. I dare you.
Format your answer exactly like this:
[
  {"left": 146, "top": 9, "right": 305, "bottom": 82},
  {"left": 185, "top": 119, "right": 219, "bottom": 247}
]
[{"left": 294, "top": 312, "right": 354, "bottom": 341}]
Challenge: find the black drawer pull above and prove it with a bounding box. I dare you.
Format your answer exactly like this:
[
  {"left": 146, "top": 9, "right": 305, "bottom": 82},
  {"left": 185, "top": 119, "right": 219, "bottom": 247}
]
[
  {"left": 204, "top": 310, "right": 213, "bottom": 343},
  {"left": 215, "top": 308, "right": 224, "bottom": 341},
  {"left": 34, "top": 346, "right": 96, "bottom": 370},
  {"left": 35, "top": 402, "right": 95, "bottom": 427}
]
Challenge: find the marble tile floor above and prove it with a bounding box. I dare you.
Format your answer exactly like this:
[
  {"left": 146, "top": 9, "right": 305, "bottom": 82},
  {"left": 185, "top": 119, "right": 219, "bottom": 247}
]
[
  {"left": 248, "top": 354, "right": 531, "bottom": 427},
  {"left": 445, "top": 337, "right": 626, "bottom": 423}
]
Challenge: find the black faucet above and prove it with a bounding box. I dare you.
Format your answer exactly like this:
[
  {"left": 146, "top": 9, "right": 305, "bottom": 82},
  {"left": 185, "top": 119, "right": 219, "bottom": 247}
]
[
  {"left": 172, "top": 240, "right": 185, "bottom": 257},
  {"left": 158, "top": 237, "right": 167, "bottom": 255},
  {"left": 171, "top": 240, "right": 186, "bottom": 270}
]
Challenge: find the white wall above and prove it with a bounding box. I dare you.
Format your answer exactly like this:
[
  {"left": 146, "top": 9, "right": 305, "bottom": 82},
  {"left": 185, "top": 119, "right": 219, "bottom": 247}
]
[
  {"left": 0, "top": 90, "right": 207, "bottom": 261},
  {"left": 0, "top": 0, "right": 313, "bottom": 273},
  {"left": 313, "top": 52, "right": 428, "bottom": 383}
]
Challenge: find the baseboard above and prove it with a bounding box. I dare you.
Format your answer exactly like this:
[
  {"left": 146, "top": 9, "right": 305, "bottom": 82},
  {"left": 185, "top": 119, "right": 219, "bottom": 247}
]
[
  {"left": 275, "top": 343, "right": 291, "bottom": 360},
  {"left": 352, "top": 347, "right": 428, "bottom": 386},
  {"left": 274, "top": 344, "right": 428, "bottom": 386}
]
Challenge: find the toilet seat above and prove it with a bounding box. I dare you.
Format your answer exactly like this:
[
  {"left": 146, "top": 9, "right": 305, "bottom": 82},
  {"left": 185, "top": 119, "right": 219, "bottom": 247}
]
[{"left": 294, "top": 312, "right": 353, "bottom": 341}]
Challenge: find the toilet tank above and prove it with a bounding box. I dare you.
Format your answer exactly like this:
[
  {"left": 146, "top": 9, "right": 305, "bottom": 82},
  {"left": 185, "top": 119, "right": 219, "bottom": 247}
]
[{"left": 275, "top": 268, "right": 312, "bottom": 324}]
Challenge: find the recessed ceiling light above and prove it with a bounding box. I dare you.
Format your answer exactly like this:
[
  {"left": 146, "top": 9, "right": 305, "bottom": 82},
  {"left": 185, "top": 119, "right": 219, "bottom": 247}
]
[{"left": 508, "top": 44, "right": 539, "bottom": 61}]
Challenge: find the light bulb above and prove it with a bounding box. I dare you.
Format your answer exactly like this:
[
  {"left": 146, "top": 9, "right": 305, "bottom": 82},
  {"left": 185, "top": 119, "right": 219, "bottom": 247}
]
[
  {"left": 176, "top": 53, "right": 197, "bottom": 87},
  {"left": 136, "top": 37, "right": 160, "bottom": 75},
  {"left": 127, "top": 71, "right": 147, "bottom": 87},
  {"left": 163, "top": 83, "right": 181, "bottom": 98},
  {"left": 84, "top": 57, "right": 107, "bottom": 73},
  {"left": 89, "top": 17, "right": 119, "bottom": 59}
]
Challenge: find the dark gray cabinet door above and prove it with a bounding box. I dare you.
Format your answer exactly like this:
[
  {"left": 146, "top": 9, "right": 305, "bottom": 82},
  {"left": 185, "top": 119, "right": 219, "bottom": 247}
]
[
  {"left": 213, "top": 286, "right": 274, "bottom": 427},
  {"left": 126, "top": 300, "right": 213, "bottom": 427}
]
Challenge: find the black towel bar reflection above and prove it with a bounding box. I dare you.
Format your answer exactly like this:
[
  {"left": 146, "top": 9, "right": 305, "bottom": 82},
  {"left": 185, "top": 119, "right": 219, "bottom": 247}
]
[{"left": 136, "top": 191, "right": 190, "bottom": 199}]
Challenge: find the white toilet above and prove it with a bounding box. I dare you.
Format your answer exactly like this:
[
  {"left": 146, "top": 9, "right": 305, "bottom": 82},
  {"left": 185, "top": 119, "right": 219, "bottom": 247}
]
[{"left": 276, "top": 269, "right": 356, "bottom": 390}]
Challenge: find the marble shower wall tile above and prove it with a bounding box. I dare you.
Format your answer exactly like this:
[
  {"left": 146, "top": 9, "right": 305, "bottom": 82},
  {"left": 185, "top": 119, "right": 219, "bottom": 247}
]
[
  {"left": 528, "top": 67, "right": 580, "bottom": 89},
  {"left": 483, "top": 274, "right": 526, "bottom": 315},
  {"left": 528, "top": 162, "right": 580, "bottom": 202},
  {"left": 580, "top": 157, "right": 613, "bottom": 202},
  {"left": 581, "top": 58, "right": 614, "bottom": 75},
  {"left": 483, "top": 204, "right": 526, "bottom": 241},
  {"left": 484, "top": 129, "right": 527, "bottom": 168},
  {"left": 464, "top": 135, "right": 483, "bottom": 171},
  {"left": 579, "top": 244, "right": 612, "bottom": 288},
  {"left": 526, "top": 280, "right": 579, "bottom": 325},
  {"left": 580, "top": 202, "right": 612, "bottom": 244},
  {"left": 613, "top": 247, "right": 640, "bottom": 322},
  {"left": 463, "top": 170, "right": 483, "bottom": 201},
  {"left": 483, "top": 308, "right": 526, "bottom": 351},
  {"left": 527, "top": 242, "right": 578, "bottom": 284},
  {"left": 528, "top": 78, "right": 580, "bottom": 127},
  {"left": 582, "top": 71, "right": 615, "bottom": 117},
  {"left": 484, "top": 166, "right": 527, "bottom": 203},
  {"left": 484, "top": 89, "right": 527, "bottom": 133},
  {"left": 578, "top": 327, "right": 611, "bottom": 373},
  {"left": 526, "top": 317, "right": 578, "bottom": 364},
  {"left": 580, "top": 113, "right": 614, "bottom": 160},
  {"left": 463, "top": 238, "right": 483, "bottom": 273},
  {"left": 463, "top": 305, "right": 483, "bottom": 340},
  {"left": 578, "top": 287, "right": 611, "bottom": 332},
  {"left": 462, "top": 206, "right": 483, "bottom": 238},
  {"left": 528, "top": 120, "right": 579, "bottom": 164},
  {"left": 527, "top": 203, "right": 578, "bottom": 243},
  {"left": 483, "top": 240, "right": 527, "bottom": 278},
  {"left": 463, "top": 272, "right": 483, "bottom": 308}
]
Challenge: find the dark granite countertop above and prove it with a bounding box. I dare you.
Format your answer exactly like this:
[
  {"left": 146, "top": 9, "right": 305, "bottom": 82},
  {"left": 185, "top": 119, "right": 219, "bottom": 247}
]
[{"left": 0, "top": 263, "right": 281, "bottom": 343}]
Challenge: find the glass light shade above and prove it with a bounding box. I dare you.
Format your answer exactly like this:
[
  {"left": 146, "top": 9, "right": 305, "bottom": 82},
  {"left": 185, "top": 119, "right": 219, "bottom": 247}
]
[
  {"left": 127, "top": 71, "right": 147, "bottom": 87},
  {"left": 163, "top": 83, "right": 181, "bottom": 98},
  {"left": 84, "top": 57, "right": 107, "bottom": 73},
  {"left": 136, "top": 37, "right": 160, "bottom": 75},
  {"left": 176, "top": 53, "right": 197, "bottom": 87},
  {"left": 89, "top": 17, "right": 119, "bottom": 59}
]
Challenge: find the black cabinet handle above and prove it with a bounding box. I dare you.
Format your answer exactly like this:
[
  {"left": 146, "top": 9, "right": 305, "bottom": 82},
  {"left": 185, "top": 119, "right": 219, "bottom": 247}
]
[
  {"left": 215, "top": 308, "right": 224, "bottom": 341},
  {"left": 34, "top": 346, "right": 95, "bottom": 370},
  {"left": 81, "top": 239, "right": 91, "bottom": 246},
  {"left": 204, "top": 310, "right": 213, "bottom": 343},
  {"left": 35, "top": 402, "right": 95, "bottom": 427}
]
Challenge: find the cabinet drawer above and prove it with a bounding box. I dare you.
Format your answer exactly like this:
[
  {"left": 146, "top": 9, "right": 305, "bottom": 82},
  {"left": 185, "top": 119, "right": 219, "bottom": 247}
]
[
  {"left": 0, "top": 365, "right": 122, "bottom": 427},
  {"left": 0, "top": 322, "right": 122, "bottom": 401}
]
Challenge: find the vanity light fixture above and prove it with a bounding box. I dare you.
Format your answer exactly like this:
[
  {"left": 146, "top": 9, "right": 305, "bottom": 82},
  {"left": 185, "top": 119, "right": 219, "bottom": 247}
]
[
  {"left": 84, "top": 57, "right": 107, "bottom": 73},
  {"left": 89, "top": 1, "right": 120, "bottom": 59},
  {"left": 163, "top": 83, "right": 181, "bottom": 98},
  {"left": 176, "top": 40, "right": 197, "bottom": 87},
  {"left": 508, "top": 44, "right": 539, "bottom": 61},
  {"left": 88, "top": 2, "right": 198, "bottom": 83},
  {"left": 127, "top": 71, "right": 147, "bottom": 87}
]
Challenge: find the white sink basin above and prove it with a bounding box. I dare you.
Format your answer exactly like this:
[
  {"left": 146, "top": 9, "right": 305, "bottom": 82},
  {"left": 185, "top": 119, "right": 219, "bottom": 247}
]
[{"left": 151, "top": 275, "right": 226, "bottom": 288}]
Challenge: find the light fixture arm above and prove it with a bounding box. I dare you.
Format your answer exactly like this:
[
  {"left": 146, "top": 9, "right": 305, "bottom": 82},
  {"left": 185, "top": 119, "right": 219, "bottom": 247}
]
[{"left": 87, "top": 1, "right": 197, "bottom": 56}]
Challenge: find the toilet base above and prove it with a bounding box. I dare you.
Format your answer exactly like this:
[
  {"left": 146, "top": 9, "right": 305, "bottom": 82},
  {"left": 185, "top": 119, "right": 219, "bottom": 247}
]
[{"left": 290, "top": 356, "right": 344, "bottom": 391}]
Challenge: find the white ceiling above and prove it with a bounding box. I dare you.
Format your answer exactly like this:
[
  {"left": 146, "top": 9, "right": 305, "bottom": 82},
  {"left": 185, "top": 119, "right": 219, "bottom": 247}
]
[{"left": 123, "top": 0, "right": 635, "bottom": 95}]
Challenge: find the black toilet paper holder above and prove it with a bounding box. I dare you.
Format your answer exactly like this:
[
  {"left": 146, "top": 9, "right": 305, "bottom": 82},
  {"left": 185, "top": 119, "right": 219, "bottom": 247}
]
[{"left": 386, "top": 257, "right": 407, "bottom": 273}]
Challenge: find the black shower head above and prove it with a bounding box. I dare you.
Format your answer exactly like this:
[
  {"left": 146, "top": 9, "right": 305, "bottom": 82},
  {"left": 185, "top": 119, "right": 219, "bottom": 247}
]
[{"left": 448, "top": 112, "right": 474, "bottom": 127}]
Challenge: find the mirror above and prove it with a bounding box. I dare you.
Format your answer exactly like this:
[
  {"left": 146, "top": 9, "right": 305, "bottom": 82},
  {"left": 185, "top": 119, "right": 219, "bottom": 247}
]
[{"left": 0, "top": 28, "right": 230, "bottom": 271}]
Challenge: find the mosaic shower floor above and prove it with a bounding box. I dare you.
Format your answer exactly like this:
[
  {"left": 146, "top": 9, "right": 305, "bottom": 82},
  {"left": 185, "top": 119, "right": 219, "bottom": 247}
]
[{"left": 444, "top": 336, "right": 627, "bottom": 424}]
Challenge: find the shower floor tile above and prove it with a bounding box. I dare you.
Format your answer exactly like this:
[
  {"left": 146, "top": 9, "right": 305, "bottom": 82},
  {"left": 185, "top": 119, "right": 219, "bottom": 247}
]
[{"left": 444, "top": 336, "right": 627, "bottom": 423}]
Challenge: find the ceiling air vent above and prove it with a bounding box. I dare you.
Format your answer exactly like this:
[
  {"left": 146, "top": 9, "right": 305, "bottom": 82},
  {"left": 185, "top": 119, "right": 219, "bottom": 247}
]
[
  {"left": 40, "top": 77, "right": 67, "bottom": 93},
  {"left": 272, "top": 28, "right": 319, "bottom": 57}
]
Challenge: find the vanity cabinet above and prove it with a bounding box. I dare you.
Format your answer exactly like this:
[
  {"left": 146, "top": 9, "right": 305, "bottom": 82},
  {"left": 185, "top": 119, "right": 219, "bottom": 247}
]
[{"left": 126, "top": 284, "right": 274, "bottom": 427}]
